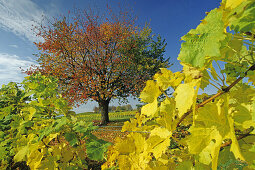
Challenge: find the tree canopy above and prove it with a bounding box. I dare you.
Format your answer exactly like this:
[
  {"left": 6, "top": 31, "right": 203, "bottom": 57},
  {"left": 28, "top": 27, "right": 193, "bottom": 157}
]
[{"left": 29, "top": 6, "right": 170, "bottom": 124}]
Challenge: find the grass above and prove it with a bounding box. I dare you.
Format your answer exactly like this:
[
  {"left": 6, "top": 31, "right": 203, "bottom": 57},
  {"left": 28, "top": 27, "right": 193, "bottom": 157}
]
[
  {"left": 75, "top": 110, "right": 138, "bottom": 143},
  {"left": 76, "top": 110, "right": 137, "bottom": 122}
]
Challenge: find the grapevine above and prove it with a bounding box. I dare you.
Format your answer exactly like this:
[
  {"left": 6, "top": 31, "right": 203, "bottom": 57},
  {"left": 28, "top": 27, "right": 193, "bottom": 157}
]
[
  {"left": 0, "top": 73, "right": 110, "bottom": 169},
  {"left": 103, "top": 0, "right": 255, "bottom": 169}
]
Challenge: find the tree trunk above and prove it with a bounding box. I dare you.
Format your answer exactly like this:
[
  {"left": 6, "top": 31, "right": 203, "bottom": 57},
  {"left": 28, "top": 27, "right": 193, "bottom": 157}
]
[{"left": 98, "top": 99, "right": 110, "bottom": 125}]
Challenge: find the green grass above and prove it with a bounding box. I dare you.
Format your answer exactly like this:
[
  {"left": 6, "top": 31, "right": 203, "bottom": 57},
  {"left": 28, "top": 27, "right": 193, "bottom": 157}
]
[
  {"left": 76, "top": 110, "right": 137, "bottom": 122},
  {"left": 75, "top": 112, "right": 97, "bottom": 115}
]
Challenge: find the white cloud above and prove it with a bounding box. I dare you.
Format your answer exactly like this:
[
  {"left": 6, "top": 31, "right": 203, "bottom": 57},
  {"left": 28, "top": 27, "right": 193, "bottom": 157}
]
[
  {"left": 0, "top": 0, "right": 45, "bottom": 42},
  {"left": 9, "top": 44, "right": 18, "bottom": 48},
  {"left": 0, "top": 53, "right": 37, "bottom": 84}
]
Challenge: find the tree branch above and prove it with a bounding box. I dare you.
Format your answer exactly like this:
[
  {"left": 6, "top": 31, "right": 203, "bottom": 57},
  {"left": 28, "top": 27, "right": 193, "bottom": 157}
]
[{"left": 220, "top": 126, "right": 254, "bottom": 149}]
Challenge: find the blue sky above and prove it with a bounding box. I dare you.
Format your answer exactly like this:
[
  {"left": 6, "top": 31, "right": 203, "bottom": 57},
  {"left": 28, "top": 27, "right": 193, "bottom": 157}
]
[{"left": 0, "top": 0, "right": 222, "bottom": 113}]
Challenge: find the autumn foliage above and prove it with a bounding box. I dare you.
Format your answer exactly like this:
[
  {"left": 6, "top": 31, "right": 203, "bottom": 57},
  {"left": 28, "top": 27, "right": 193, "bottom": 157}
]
[{"left": 30, "top": 6, "right": 169, "bottom": 124}]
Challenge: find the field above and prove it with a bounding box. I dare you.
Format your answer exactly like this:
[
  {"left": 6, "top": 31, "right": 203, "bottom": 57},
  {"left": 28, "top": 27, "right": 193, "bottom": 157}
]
[
  {"left": 76, "top": 110, "right": 137, "bottom": 122},
  {"left": 76, "top": 110, "right": 137, "bottom": 143}
]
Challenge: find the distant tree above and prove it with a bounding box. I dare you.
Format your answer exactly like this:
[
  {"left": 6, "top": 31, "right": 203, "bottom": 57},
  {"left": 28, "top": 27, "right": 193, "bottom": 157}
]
[
  {"left": 136, "top": 104, "right": 144, "bottom": 112},
  {"left": 125, "top": 104, "right": 133, "bottom": 111},
  {"left": 30, "top": 5, "right": 170, "bottom": 124},
  {"left": 110, "top": 106, "right": 116, "bottom": 112},
  {"left": 93, "top": 106, "right": 99, "bottom": 113},
  {"left": 116, "top": 106, "right": 122, "bottom": 112}
]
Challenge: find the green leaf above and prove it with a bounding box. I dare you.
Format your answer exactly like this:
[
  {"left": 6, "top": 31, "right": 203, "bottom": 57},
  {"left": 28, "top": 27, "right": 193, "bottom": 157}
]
[
  {"left": 86, "top": 139, "right": 111, "bottom": 161},
  {"left": 178, "top": 8, "right": 226, "bottom": 67},
  {"left": 73, "top": 122, "right": 95, "bottom": 136},
  {"left": 38, "top": 155, "right": 56, "bottom": 169},
  {"left": 229, "top": 2, "right": 255, "bottom": 33},
  {"left": 239, "top": 136, "right": 255, "bottom": 169},
  {"left": 64, "top": 132, "right": 79, "bottom": 146},
  {"left": 38, "top": 127, "right": 53, "bottom": 141},
  {"left": 0, "top": 145, "right": 8, "bottom": 160},
  {"left": 176, "top": 160, "right": 194, "bottom": 170},
  {"left": 53, "top": 117, "right": 68, "bottom": 131},
  {"left": 28, "top": 82, "right": 39, "bottom": 90}
]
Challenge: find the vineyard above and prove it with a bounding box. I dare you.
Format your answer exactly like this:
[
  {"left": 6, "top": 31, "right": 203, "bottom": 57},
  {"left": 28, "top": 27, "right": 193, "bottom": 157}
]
[
  {"left": 1, "top": 0, "right": 255, "bottom": 169},
  {"left": 76, "top": 111, "right": 137, "bottom": 122}
]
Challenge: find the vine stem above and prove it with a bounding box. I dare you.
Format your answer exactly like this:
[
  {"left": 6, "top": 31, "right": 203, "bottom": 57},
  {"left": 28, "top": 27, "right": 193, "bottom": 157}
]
[
  {"left": 177, "top": 63, "right": 255, "bottom": 127},
  {"left": 220, "top": 127, "right": 254, "bottom": 148}
]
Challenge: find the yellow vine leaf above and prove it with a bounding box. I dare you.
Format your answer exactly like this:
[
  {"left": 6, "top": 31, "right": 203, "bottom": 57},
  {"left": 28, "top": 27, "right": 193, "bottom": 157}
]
[
  {"left": 14, "top": 145, "right": 29, "bottom": 162},
  {"left": 118, "top": 155, "right": 132, "bottom": 170},
  {"left": 51, "top": 145, "right": 62, "bottom": 157},
  {"left": 199, "top": 141, "right": 216, "bottom": 165},
  {"left": 38, "top": 155, "right": 56, "bottom": 169},
  {"left": 225, "top": 0, "right": 246, "bottom": 9},
  {"left": 141, "top": 99, "right": 158, "bottom": 117},
  {"left": 114, "top": 133, "right": 152, "bottom": 170},
  {"left": 152, "top": 138, "right": 171, "bottom": 159},
  {"left": 182, "top": 63, "right": 203, "bottom": 82},
  {"left": 160, "top": 97, "right": 174, "bottom": 114},
  {"left": 253, "top": 98, "right": 255, "bottom": 123},
  {"left": 211, "top": 136, "right": 222, "bottom": 170},
  {"left": 187, "top": 127, "right": 222, "bottom": 170},
  {"left": 155, "top": 68, "right": 174, "bottom": 91},
  {"left": 131, "top": 152, "right": 151, "bottom": 169},
  {"left": 248, "top": 74, "right": 255, "bottom": 86},
  {"left": 28, "top": 107, "right": 36, "bottom": 120},
  {"left": 157, "top": 98, "right": 176, "bottom": 131},
  {"left": 115, "top": 136, "right": 135, "bottom": 154},
  {"left": 232, "top": 103, "right": 255, "bottom": 129},
  {"left": 44, "top": 133, "right": 59, "bottom": 144},
  {"left": 200, "top": 69, "right": 210, "bottom": 90},
  {"left": 228, "top": 116, "right": 245, "bottom": 160},
  {"left": 175, "top": 160, "right": 194, "bottom": 170},
  {"left": 21, "top": 107, "right": 36, "bottom": 120},
  {"left": 150, "top": 127, "right": 172, "bottom": 139},
  {"left": 188, "top": 99, "right": 248, "bottom": 169},
  {"left": 132, "top": 133, "right": 146, "bottom": 153},
  {"left": 187, "top": 127, "right": 221, "bottom": 154},
  {"left": 157, "top": 153, "right": 172, "bottom": 165},
  {"left": 174, "top": 82, "right": 195, "bottom": 117},
  {"left": 187, "top": 103, "right": 223, "bottom": 169},
  {"left": 140, "top": 80, "right": 161, "bottom": 103},
  {"left": 27, "top": 147, "right": 43, "bottom": 169},
  {"left": 62, "top": 147, "right": 74, "bottom": 162},
  {"left": 145, "top": 134, "right": 170, "bottom": 160},
  {"left": 237, "top": 136, "right": 255, "bottom": 169},
  {"left": 101, "top": 145, "right": 119, "bottom": 170},
  {"left": 172, "top": 72, "right": 185, "bottom": 87},
  {"left": 146, "top": 128, "right": 171, "bottom": 160},
  {"left": 122, "top": 118, "right": 138, "bottom": 132}
]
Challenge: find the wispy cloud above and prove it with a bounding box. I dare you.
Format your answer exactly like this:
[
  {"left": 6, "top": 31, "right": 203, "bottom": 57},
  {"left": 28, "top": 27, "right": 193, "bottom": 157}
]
[
  {"left": 0, "top": 53, "right": 37, "bottom": 84},
  {"left": 8, "top": 44, "right": 18, "bottom": 48},
  {"left": 0, "top": 0, "right": 45, "bottom": 42}
]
